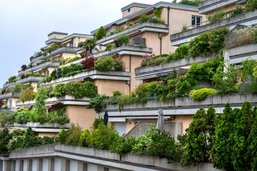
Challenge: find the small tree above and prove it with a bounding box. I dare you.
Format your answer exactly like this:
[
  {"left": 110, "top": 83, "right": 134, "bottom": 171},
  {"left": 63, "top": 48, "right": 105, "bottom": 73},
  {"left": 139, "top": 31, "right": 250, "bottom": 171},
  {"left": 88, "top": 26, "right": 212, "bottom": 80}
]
[
  {"left": 19, "top": 85, "right": 36, "bottom": 102},
  {"left": 95, "top": 26, "right": 106, "bottom": 40}
]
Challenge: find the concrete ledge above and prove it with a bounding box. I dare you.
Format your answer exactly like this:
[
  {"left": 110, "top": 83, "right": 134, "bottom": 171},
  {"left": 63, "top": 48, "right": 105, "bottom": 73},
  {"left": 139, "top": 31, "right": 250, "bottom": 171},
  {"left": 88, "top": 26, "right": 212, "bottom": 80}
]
[
  {"left": 171, "top": 10, "right": 257, "bottom": 45},
  {"left": 7, "top": 144, "right": 221, "bottom": 171},
  {"left": 225, "top": 44, "right": 257, "bottom": 64},
  {"left": 135, "top": 56, "right": 214, "bottom": 80}
]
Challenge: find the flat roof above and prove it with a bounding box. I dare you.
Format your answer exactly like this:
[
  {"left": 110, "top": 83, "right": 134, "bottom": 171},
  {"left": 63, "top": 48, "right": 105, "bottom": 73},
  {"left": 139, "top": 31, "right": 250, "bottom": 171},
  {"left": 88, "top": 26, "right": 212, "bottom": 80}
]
[
  {"left": 91, "top": 1, "right": 198, "bottom": 34},
  {"left": 121, "top": 2, "right": 151, "bottom": 12},
  {"left": 48, "top": 31, "right": 68, "bottom": 37}
]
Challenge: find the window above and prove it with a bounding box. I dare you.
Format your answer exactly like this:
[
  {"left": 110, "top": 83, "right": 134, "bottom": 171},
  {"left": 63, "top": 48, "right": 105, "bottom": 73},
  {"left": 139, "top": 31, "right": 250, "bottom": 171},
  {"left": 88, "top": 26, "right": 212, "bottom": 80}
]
[
  {"left": 128, "top": 8, "right": 130, "bottom": 12},
  {"left": 192, "top": 16, "right": 202, "bottom": 26}
]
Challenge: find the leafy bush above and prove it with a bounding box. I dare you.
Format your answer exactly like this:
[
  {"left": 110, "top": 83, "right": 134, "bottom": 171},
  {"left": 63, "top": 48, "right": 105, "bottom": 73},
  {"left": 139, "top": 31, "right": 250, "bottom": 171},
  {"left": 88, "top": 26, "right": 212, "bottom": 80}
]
[
  {"left": 19, "top": 85, "right": 35, "bottom": 102},
  {"left": 50, "top": 64, "right": 85, "bottom": 81},
  {"left": 60, "top": 56, "right": 81, "bottom": 65},
  {"left": 110, "top": 136, "right": 137, "bottom": 154},
  {"left": 115, "top": 35, "right": 129, "bottom": 47},
  {"left": 179, "top": 107, "right": 216, "bottom": 166},
  {"left": 87, "top": 95, "right": 109, "bottom": 113},
  {"left": 8, "top": 76, "right": 16, "bottom": 83},
  {"left": 246, "top": 0, "right": 257, "bottom": 11},
  {"left": 208, "top": 11, "right": 225, "bottom": 23},
  {"left": 79, "top": 130, "right": 91, "bottom": 147},
  {"left": 141, "top": 54, "right": 169, "bottom": 67},
  {"left": 95, "top": 26, "right": 106, "bottom": 40},
  {"left": 64, "top": 81, "right": 97, "bottom": 98},
  {"left": 0, "top": 112, "right": 15, "bottom": 126},
  {"left": 189, "top": 88, "right": 218, "bottom": 101},
  {"left": 90, "top": 124, "right": 119, "bottom": 150},
  {"left": 139, "top": 13, "right": 149, "bottom": 23},
  {"left": 58, "top": 125, "right": 82, "bottom": 146},
  {"left": 230, "top": 7, "right": 245, "bottom": 18},
  {"left": 0, "top": 129, "right": 11, "bottom": 154},
  {"left": 179, "top": 0, "right": 201, "bottom": 6},
  {"left": 80, "top": 56, "right": 96, "bottom": 70},
  {"left": 95, "top": 57, "right": 123, "bottom": 72},
  {"left": 189, "top": 28, "right": 228, "bottom": 57},
  {"left": 53, "top": 84, "right": 66, "bottom": 97}
]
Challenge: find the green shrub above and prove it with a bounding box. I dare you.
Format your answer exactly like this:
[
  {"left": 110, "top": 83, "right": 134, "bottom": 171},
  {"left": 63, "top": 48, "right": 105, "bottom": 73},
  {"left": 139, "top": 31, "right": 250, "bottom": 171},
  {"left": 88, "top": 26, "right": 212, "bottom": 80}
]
[
  {"left": 110, "top": 136, "right": 137, "bottom": 154},
  {"left": 208, "top": 11, "right": 225, "bottom": 23},
  {"left": 95, "top": 57, "right": 123, "bottom": 72},
  {"left": 60, "top": 56, "right": 80, "bottom": 65},
  {"left": 189, "top": 88, "right": 218, "bottom": 101},
  {"left": 139, "top": 13, "right": 149, "bottom": 23},
  {"left": 0, "top": 129, "right": 11, "bottom": 154},
  {"left": 141, "top": 54, "right": 169, "bottom": 67},
  {"left": 0, "top": 112, "right": 15, "bottom": 127},
  {"left": 95, "top": 26, "right": 106, "bottom": 40},
  {"left": 115, "top": 35, "right": 129, "bottom": 47},
  {"left": 8, "top": 76, "right": 16, "bottom": 83},
  {"left": 79, "top": 130, "right": 91, "bottom": 147},
  {"left": 19, "top": 85, "right": 36, "bottom": 102},
  {"left": 230, "top": 7, "right": 245, "bottom": 18},
  {"left": 53, "top": 84, "right": 66, "bottom": 97},
  {"left": 65, "top": 81, "right": 97, "bottom": 99},
  {"left": 90, "top": 124, "right": 119, "bottom": 150},
  {"left": 246, "top": 0, "right": 257, "bottom": 11},
  {"left": 15, "top": 108, "right": 31, "bottom": 124},
  {"left": 87, "top": 96, "right": 108, "bottom": 113},
  {"left": 57, "top": 125, "right": 82, "bottom": 146}
]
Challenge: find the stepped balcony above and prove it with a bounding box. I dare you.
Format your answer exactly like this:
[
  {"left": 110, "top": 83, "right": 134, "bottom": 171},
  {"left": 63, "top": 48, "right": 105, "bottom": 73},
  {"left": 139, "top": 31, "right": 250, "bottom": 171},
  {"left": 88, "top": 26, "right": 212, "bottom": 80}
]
[
  {"left": 135, "top": 56, "right": 214, "bottom": 80},
  {"left": 0, "top": 92, "right": 20, "bottom": 100},
  {"left": 171, "top": 9, "right": 257, "bottom": 46},
  {"left": 32, "top": 47, "right": 80, "bottom": 63},
  {"left": 97, "top": 23, "right": 169, "bottom": 45},
  {"left": 19, "top": 61, "right": 59, "bottom": 75}
]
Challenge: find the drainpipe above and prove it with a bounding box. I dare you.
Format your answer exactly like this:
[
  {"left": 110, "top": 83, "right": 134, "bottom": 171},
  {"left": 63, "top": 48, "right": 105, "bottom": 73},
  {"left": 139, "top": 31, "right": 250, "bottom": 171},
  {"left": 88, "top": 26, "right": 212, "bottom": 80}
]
[
  {"left": 158, "top": 33, "right": 165, "bottom": 55},
  {"left": 129, "top": 55, "right": 132, "bottom": 93},
  {"left": 167, "top": 7, "right": 170, "bottom": 27}
]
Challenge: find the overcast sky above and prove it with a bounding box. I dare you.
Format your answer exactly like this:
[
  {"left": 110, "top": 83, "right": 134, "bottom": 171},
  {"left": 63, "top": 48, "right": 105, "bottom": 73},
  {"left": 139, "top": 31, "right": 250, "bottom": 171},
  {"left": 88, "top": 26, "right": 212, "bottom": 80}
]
[{"left": 0, "top": 0, "right": 165, "bottom": 86}]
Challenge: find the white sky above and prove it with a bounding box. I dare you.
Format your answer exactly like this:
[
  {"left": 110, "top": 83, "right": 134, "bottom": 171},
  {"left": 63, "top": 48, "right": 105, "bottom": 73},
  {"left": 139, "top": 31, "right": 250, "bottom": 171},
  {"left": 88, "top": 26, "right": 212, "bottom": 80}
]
[{"left": 0, "top": 0, "right": 170, "bottom": 86}]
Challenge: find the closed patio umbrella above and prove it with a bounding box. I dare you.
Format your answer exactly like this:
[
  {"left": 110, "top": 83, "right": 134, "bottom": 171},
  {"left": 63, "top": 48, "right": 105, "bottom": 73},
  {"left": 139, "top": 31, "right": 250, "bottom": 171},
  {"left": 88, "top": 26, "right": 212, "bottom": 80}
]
[
  {"left": 156, "top": 108, "right": 164, "bottom": 131},
  {"left": 104, "top": 111, "right": 108, "bottom": 126}
]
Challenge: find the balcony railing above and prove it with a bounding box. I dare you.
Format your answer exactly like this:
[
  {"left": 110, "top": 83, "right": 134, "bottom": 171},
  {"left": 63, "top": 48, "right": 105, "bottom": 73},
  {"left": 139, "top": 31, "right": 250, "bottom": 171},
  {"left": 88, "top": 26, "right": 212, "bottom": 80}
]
[
  {"left": 225, "top": 44, "right": 257, "bottom": 65},
  {"left": 42, "top": 71, "right": 131, "bottom": 87},
  {"left": 2, "top": 82, "right": 16, "bottom": 89},
  {"left": 32, "top": 47, "right": 80, "bottom": 63},
  {"left": 105, "top": 94, "right": 257, "bottom": 119},
  {"left": 0, "top": 92, "right": 20, "bottom": 100},
  {"left": 135, "top": 56, "right": 214, "bottom": 80},
  {"left": 16, "top": 96, "right": 90, "bottom": 107},
  {"left": 94, "top": 46, "right": 153, "bottom": 58},
  {"left": 171, "top": 9, "right": 257, "bottom": 46},
  {"left": 97, "top": 23, "right": 169, "bottom": 45},
  {"left": 16, "top": 76, "right": 44, "bottom": 84},
  {"left": 19, "top": 62, "right": 59, "bottom": 75}
]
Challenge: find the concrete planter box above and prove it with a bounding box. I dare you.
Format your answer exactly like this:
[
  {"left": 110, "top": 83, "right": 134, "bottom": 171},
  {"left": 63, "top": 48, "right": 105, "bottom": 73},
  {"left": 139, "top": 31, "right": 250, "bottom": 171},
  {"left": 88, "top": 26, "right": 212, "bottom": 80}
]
[
  {"left": 13, "top": 123, "right": 70, "bottom": 128},
  {"left": 7, "top": 144, "right": 222, "bottom": 171},
  {"left": 135, "top": 56, "right": 214, "bottom": 80},
  {"left": 225, "top": 44, "right": 257, "bottom": 65}
]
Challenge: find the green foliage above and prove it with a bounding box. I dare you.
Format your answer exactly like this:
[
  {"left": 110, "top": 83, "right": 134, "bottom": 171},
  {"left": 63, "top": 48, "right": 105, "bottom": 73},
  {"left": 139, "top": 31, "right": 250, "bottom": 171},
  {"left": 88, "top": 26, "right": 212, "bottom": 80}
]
[
  {"left": 59, "top": 125, "right": 82, "bottom": 146},
  {"left": 87, "top": 95, "right": 109, "bottom": 113},
  {"left": 90, "top": 124, "right": 119, "bottom": 150},
  {"left": 179, "top": 107, "right": 216, "bottom": 166},
  {"left": 53, "top": 82, "right": 97, "bottom": 99},
  {"left": 15, "top": 108, "right": 30, "bottom": 124},
  {"left": 0, "top": 112, "right": 15, "bottom": 127},
  {"left": 64, "top": 81, "right": 97, "bottom": 99},
  {"left": 139, "top": 13, "right": 149, "bottom": 23},
  {"left": 212, "top": 65, "right": 238, "bottom": 94},
  {"left": 45, "top": 43, "right": 61, "bottom": 54},
  {"left": 189, "top": 88, "right": 218, "bottom": 101},
  {"left": 0, "top": 129, "right": 11, "bottom": 154},
  {"left": 95, "top": 57, "right": 123, "bottom": 72},
  {"left": 19, "top": 85, "right": 35, "bottom": 102},
  {"left": 179, "top": 0, "right": 201, "bottom": 6},
  {"left": 208, "top": 11, "right": 225, "bottom": 23},
  {"left": 141, "top": 54, "right": 169, "bottom": 67},
  {"left": 79, "top": 130, "right": 91, "bottom": 147},
  {"left": 50, "top": 64, "right": 85, "bottom": 81},
  {"left": 132, "top": 126, "right": 178, "bottom": 161},
  {"left": 246, "top": 0, "right": 257, "bottom": 11},
  {"left": 115, "top": 35, "right": 129, "bottom": 47},
  {"left": 78, "top": 38, "right": 96, "bottom": 54},
  {"left": 95, "top": 26, "right": 106, "bottom": 40},
  {"left": 8, "top": 128, "right": 54, "bottom": 151},
  {"left": 189, "top": 28, "right": 228, "bottom": 57},
  {"left": 230, "top": 7, "right": 245, "bottom": 18},
  {"left": 8, "top": 76, "right": 16, "bottom": 83},
  {"left": 60, "top": 56, "right": 81, "bottom": 65},
  {"left": 110, "top": 136, "right": 137, "bottom": 154}
]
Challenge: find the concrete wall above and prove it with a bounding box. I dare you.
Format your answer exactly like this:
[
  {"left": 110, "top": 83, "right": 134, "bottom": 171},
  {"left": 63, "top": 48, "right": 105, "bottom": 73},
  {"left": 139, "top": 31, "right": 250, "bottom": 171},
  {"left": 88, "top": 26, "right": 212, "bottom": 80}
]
[
  {"left": 66, "top": 106, "right": 97, "bottom": 130},
  {"left": 2, "top": 144, "right": 222, "bottom": 171},
  {"left": 122, "top": 6, "right": 145, "bottom": 17},
  {"left": 94, "top": 80, "right": 129, "bottom": 96}
]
